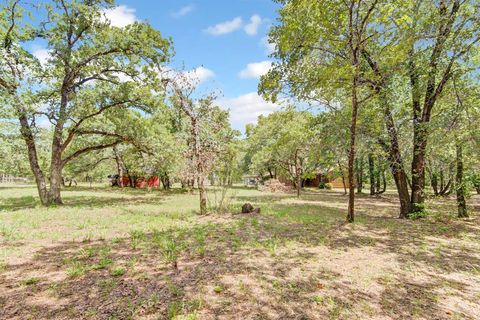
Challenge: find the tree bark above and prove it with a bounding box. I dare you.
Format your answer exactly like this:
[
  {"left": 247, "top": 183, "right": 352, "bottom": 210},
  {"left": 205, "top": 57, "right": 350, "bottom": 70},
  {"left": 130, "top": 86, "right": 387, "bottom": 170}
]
[
  {"left": 18, "top": 113, "right": 49, "bottom": 205},
  {"left": 192, "top": 118, "right": 207, "bottom": 214},
  {"left": 346, "top": 72, "right": 359, "bottom": 223},
  {"left": 268, "top": 168, "right": 274, "bottom": 179},
  {"left": 368, "top": 154, "right": 375, "bottom": 195},
  {"left": 356, "top": 157, "right": 364, "bottom": 193},
  {"left": 375, "top": 169, "right": 381, "bottom": 194},
  {"left": 456, "top": 142, "right": 468, "bottom": 218},
  {"left": 408, "top": 1, "right": 460, "bottom": 214},
  {"left": 430, "top": 171, "right": 439, "bottom": 196},
  {"left": 380, "top": 169, "right": 386, "bottom": 194},
  {"left": 381, "top": 101, "right": 411, "bottom": 218},
  {"left": 410, "top": 122, "right": 427, "bottom": 212},
  {"left": 338, "top": 161, "right": 347, "bottom": 195},
  {"left": 361, "top": 49, "right": 411, "bottom": 218},
  {"left": 295, "top": 150, "right": 301, "bottom": 198},
  {"left": 48, "top": 158, "right": 63, "bottom": 205},
  {"left": 113, "top": 146, "right": 124, "bottom": 187}
]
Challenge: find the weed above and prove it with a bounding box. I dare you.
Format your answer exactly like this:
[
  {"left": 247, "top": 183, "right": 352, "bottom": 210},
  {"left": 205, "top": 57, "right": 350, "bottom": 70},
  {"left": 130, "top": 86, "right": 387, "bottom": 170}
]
[
  {"left": 130, "top": 230, "right": 146, "bottom": 250},
  {"left": 92, "top": 257, "right": 113, "bottom": 270},
  {"left": 21, "top": 277, "right": 40, "bottom": 286},
  {"left": 160, "top": 238, "right": 182, "bottom": 269},
  {"left": 66, "top": 261, "right": 86, "bottom": 278},
  {"left": 78, "top": 246, "right": 98, "bottom": 259},
  {"left": 0, "top": 225, "right": 22, "bottom": 241},
  {"left": 312, "top": 295, "right": 324, "bottom": 304},
  {"left": 47, "top": 283, "right": 60, "bottom": 297},
  {"left": 166, "top": 280, "right": 184, "bottom": 297},
  {"left": 167, "top": 299, "right": 202, "bottom": 320},
  {"left": 213, "top": 285, "right": 224, "bottom": 294},
  {"left": 110, "top": 266, "right": 126, "bottom": 277},
  {"left": 98, "top": 278, "right": 117, "bottom": 296}
]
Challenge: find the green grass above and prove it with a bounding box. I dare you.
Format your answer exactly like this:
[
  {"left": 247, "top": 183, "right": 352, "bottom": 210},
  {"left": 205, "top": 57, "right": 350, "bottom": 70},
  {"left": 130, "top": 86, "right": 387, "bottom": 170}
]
[
  {"left": 20, "top": 276, "right": 41, "bottom": 286},
  {"left": 0, "top": 183, "right": 479, "bottom": 320}
]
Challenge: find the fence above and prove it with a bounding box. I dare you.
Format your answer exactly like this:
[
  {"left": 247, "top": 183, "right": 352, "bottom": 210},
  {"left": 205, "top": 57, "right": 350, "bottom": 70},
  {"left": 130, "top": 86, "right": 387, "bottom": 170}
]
[{"left": 0, "top": 174, "right": 31, "bottom": 183}]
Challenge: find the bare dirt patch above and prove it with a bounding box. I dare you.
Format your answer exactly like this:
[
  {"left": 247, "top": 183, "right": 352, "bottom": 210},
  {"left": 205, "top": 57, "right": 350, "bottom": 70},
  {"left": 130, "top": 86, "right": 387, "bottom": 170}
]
[{"left": 1, "top": 187, "right": 479, "bottom": 319}]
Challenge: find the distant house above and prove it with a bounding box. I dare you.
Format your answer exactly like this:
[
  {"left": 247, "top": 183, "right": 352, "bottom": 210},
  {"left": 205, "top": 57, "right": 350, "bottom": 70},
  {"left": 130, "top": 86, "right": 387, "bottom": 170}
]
[
  {"left": 242, "top": 175, "right": 261, "bottom": 187},
  {"left": 302, "top": 171, "right": 353, "bottom": 189}
]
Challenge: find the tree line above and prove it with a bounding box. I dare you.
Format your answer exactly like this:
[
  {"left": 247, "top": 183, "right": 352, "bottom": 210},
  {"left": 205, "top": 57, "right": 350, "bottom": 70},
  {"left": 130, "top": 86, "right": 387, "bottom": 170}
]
[
  {"left": 259, "top": 0, "right": 480, "bottom": 221},
  {"left": 1, "top": 0, "right": 479, "bottom": 220},
  {"left": 0, "top": 0, "right": 240, "bottom": 214}
]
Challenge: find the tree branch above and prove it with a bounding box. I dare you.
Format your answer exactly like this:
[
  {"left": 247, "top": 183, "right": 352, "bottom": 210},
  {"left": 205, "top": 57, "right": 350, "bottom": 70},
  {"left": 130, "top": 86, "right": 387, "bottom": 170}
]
[{"left": 62, "top": 140, "right": 123, "bottom": 165}]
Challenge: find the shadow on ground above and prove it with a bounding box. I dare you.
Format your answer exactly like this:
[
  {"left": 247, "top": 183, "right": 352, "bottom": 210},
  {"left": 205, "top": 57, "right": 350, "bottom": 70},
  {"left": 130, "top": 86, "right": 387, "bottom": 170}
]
[{"left": 1, "top": 189, "right": 479, "bottom": 319}]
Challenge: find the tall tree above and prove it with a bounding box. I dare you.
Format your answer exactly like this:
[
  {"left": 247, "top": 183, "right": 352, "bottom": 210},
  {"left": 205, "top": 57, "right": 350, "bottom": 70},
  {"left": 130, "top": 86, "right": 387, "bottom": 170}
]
[
  {"left": 259, "top": 0, "right": 381, "bottom": 222},
  {"left": 168, "top": 76, "right": 235, "bottom": 214},
  {"left": 0, "top": 0, "right": 172, "bottom": 205},
  {"left": 405, "top": 0, "right": 480, "bottom": 213}
]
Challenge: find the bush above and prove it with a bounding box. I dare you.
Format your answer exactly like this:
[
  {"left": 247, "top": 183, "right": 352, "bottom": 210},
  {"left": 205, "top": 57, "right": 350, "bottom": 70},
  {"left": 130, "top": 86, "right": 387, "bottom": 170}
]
[{"left": 319, "top": 182, "right": 332, "bottom": 190}]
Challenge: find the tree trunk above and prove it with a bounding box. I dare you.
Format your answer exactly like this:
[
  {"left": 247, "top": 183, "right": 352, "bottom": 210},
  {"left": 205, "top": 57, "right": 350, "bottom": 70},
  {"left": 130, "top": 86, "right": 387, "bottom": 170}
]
[
  {"left": 440, "top": 170, "right": 445, "bottom": 192},
  {"left": 48, "top": 160, "right": 63, "bottom": 205},
  {"left": 431, "top": 171, "right": 439, "bottom": 196},
  {"left": 356, "top": 157, "right": 364, "bottom": 193},
  {"left": 161, "top": 173, "right": 171, "bottom": 190},
  {"left": 411, "top": 122, "right": 427, "bottom": 213},
  {"left": 380, "top": 169, "right": 386, "bottom": 194},
  {"left": 192, "top": 118, "right": 207, "bottom": 214},
  {"left": 18, "top": 113, "right": 49, "bottom": 205},
  {"left": 113, "top": 146, "right": 124, "bottom": 188},
  {"left": 375, "top": 169, "right": 381, "bottom": 194},
  {"left": 474, "top": 180, "right": 480, "bottom": 195},
  {"left": 439, "top": 177, "right": 452, "bottom": 196},
  {"left": 295, "top": 150, "right": 301, "bottom": 198},
  {"left": 381, "top": 98, "right": 411, "bottom": 218},
  {"left": 268, "top": 168, "right": 274, "bottom": 179},
  {"left": 346, "top": 72, "right": 359, "bottom": 223},
  {"left": 338, "top": 161, "right": 347, "bottom": 195},
  {"left": 456, "top": 143, "right": 468, "bottom": 218},
  {"left": 361, "top": 50, "right": 411, "bottom": 218},
  {"left": 368, "top": 154, "right": 375, "bottom": 195}
]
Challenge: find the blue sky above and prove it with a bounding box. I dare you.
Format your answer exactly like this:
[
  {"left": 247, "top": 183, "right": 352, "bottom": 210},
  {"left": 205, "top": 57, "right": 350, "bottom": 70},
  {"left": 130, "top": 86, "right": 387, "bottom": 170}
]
[
  {"left": 33, "top": 0, "right": 283, "bottom": 131},
  {"left": 111, "top": 0, "right": 283, "bottom": 131}
]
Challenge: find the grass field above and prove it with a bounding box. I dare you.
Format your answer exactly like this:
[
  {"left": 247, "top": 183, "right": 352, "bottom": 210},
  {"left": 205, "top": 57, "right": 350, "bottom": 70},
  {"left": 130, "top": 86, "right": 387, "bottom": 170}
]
[{"left": 1, "top": 184, "right": 479, "bottom": 319}]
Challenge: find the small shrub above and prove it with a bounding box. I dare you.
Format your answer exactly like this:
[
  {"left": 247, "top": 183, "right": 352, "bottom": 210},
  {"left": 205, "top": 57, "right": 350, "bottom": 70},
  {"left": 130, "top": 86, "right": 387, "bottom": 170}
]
[
  {"left": 129, "top": 230, "right": 146, "bottom": 250},
  {"left": 98, "top": 278, "right": 118, "bottom": 296},
  {"left": 78, "top": 247, "right": 98, "bottom": 259},
  {"left": 0, "top": 261, "right": 6, "bottom": 272},
  {"left": 318, "top": 182, "right": 332, "bottom": 190},
  {"left": 110, "top": 266, "right": 126, "bottom": 277},
  {"left": 213, "top": 285, "right": 224, "bottom": 294},
  {"left": 21, "top": 277, "right": 40, "bottom": 286},
  {"left": 408, "top": 205, "right": 429, "bottom": 220},
  {"left": 206, "top": 186, "right": 236, "bottom": 214},
  {"left": 160, "top": 238, "right": 182, "bottom": 269},
  {"left": 66, "top": 261, "right": 86, "bottom": 278},
  {"left": 92, "top": 257, "right": 113, "bottom": 270}
]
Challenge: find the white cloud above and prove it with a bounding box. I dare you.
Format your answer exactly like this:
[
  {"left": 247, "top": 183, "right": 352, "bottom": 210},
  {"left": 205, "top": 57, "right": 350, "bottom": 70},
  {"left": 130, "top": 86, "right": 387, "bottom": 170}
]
[
  {"left": 218, "top": 92, "right": 281, "bottom": 130},
  {"left": 183, "top": 66, "right": 215, "bottom": 84},
  {"left": 205, "top": 17, "right": 243, "bottom": 36},
  {"left": 102, "top": 5, "right": 136, "bottom": 28},
  {"left": 239, "top": 61, "right": 272, "bottom": 79},
  {"left": 32, "top": 46, "right": 51, "bottom": 65},
  {"left": 244, "top": 15, "right": 262, "bottom": 36},
  {"left": 261, "top": 36, "right": 276, "bottom": 54},
  {"left": 37, "top": 116, "right": 52, "bottom": 128},
  {"left": 172, "top": 5, "right": 194, "bottom": 18}
]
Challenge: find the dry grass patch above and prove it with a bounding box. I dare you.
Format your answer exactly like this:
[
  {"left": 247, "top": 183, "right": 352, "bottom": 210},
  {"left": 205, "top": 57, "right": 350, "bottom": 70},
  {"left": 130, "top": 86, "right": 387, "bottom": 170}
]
[{"left": 0, "top": 185, "right": 479, "bottom": 319}]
